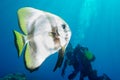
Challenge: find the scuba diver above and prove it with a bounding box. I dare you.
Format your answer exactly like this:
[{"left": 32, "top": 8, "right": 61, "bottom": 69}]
[{"left": 61, "top": 43, "right": 111, "bottom": 80}]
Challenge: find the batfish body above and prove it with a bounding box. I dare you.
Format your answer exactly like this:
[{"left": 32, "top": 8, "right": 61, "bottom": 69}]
[{"left": 13, "top": 7, "right": 71, "bottom": 72}]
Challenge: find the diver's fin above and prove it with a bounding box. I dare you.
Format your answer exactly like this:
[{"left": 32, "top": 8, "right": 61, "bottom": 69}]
[
  {"left": 102, "top": 73, "right": 111, "bottom": 80},
  {"left": 13, "top": 30, "right": 25, "bottom": 57},
  {"left": 53, "top": 47, "right": 65, "bottom": 72}
]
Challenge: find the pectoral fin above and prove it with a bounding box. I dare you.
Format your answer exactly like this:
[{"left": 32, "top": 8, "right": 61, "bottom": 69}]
[{"left": 53, "top": 47, "right": 65, "bottom": 72}]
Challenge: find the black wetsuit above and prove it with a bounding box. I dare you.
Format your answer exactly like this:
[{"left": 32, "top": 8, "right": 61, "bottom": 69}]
[
  {"left": 62, "top": 44, "right": 111, "bottom": 80},
  {"left": 68, "top": 45, "right": 98, "bottom": 80}
]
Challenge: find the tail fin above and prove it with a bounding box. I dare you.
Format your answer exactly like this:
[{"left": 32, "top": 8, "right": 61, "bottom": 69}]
[{"left": 13, "top": 30, "right": 26, "bottom": 57}]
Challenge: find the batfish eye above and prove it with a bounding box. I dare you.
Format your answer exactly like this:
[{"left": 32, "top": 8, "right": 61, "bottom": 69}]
[{"left": 62, "top": 24, "right": 66, "bottom": 29}]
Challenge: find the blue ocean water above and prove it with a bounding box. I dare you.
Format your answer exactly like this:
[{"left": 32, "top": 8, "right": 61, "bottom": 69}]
[{"left": 0, "top": 0, "right": 120, "bottom": 80}]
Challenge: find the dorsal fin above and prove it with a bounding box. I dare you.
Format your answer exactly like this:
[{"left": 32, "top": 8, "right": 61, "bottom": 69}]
[{"left": 17, "top": 7, "right": 44, "bottom": 35}]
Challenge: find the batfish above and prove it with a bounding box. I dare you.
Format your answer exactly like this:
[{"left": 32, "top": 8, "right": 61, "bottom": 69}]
[{"left": 13, "top": 7, "right": 71, "bottom": 72}]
